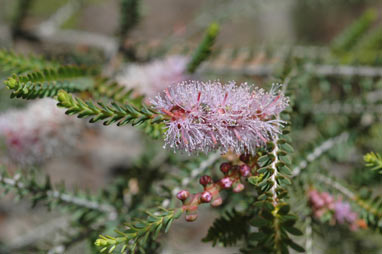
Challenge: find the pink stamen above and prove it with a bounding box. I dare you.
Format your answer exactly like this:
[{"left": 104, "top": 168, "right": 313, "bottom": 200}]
[
  {"left": 265, "top": 95, "right": 281, "bottom": 109},
  {"left": 233, "top": 129, "right": 242, "bottom": 141},
  {"left": 161, "top": 108, "right": 176, "bottom": 118},
  {"left": 222, "top": 92, "right": 228, "bottom": 106},
  {"left": 210, "top": 132, "right": 217, "bottom": 144},
  {"left": 181, "top": 129, "right": 188, "bottom": 145},
  {"left": 257, "top": 131, "right": 267, "bottom": 143},
  {"left": 165, "top": 88, "right": 173, "bottom": 101}
]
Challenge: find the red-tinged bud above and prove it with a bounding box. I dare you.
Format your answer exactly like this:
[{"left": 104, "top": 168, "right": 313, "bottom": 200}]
[
  {"left": 239, "top": 164, "right": 251, "bottom": 177},
  {"left": 211, "top": 197, "right": 223, "bottom": 207},
  {"left": 200, "top": 191, "right": 212, "bottom": 203},
  {"left": 240, "top": 154, "right": 250, "bottom": 163},
  {"left": 220, "top": 177, "right": 233, "bottom": 189},
  {"left": 199, "top": 175, "right": 212, "bottom": 186},
  {"left": 220, "top": 162, "right": 232, "bottom": 174},
  {"left": 176, "top": 190, "right": 190, "bottom": 201},
  {"left": 185, "top": 214, "right": 198, "bottom": 222},
  {"left": 233, "top": 183, "right": 245, "bottom": 193}
]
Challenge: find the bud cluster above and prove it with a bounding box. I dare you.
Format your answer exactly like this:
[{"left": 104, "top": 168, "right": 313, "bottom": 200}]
[
  {"left": 176, "top": 155, "right": 254, "bottom": 221},
  {"left": 308, "top": 189, "right": 367, "bottom": 231}
]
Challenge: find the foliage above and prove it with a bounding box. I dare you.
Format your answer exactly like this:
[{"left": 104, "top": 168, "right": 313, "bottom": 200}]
[
  {"left": 203, "top": 209, "right": 252, "bottom": 247},
  {"left": 187, "top": 23, "right": 220, "bottom": 73},
  {"left": 95, "top": 208, "right": 182, "bottom": 253},
  {"left": 56, "top": 90, "right": 163, "bottom": 126},
  {"left": 119, "top": 0, "right": 140, "bottom": 40},
  {"left": 0, "top": 49, "right": 59, "bottom": 73},
  {"left": 244, "top": 110, "right": 304, "bottom": 253},
  {"left": 4, "top": 66, "right": 95, "bottom": 99},
  {"left": 364, "top": 152, "right": 382, "bottom": 174},
  {"left": 331, "top": 9, "right": 377, "bottom": 54},
  {"left": 0, "top": 166, "right": 116, "bottom": 218}
]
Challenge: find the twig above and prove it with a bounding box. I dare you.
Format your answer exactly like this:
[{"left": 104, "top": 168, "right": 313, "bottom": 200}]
[
  {"left": 204, "top": 63, "right": 382, "bottom": 78},
  {"left": 8, "top": 216, "right": 68, "bottom": 251},
  {"left": 306, "top": 64, "right": 382, "bottom": 77},
  {"left": 46, "top": 222, "right": 105, "bottom": 254},
  {"left": 305, "top": 216, "right": 313, "bottom": 254},
  {"left": 35, "top": 0, "right": 81, "bottom": 37},
  {"left": 313, "top": 102, "right": 382, "bottom": 114},
  {"left": 315, "top": 174, "right": 355, "bottom": 200},
  {"left": 33, "top": 0, "right": 118, "bottom": 57},
  {"left": 0, "top": 173, "right": 117, "bottom": 219},
  {"left": 292, "top": 132, "right": 349, "bottom": 177},
  {"left": 36, "top": 29, "right": 118, "bottom": 58}
]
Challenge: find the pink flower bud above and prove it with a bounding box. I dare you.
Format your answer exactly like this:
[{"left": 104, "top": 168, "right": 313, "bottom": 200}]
[
  {"left": 220, "top": 177, "right": 233, "bottom": 189},
  {"left": 220, "top": 162, "right": 232, "bottom": 174},
  {"left": 239, "top": 164, "right": 251, "bottom": 177},
  {"left": 233, "top": 183, "right": 245, "bottom": 193},
  {"left": 176, "top": 190, "right": 190, "bottom": 201},
  {"left": 185, "top": 214, "right": 198, "bottom": 222},
  {"left": 240, "top": 154, "right": 250, "bottom": 163},
  {"left": 199, "top": 175, "right": 212, "bottom": 186},
  {"left": 211, "top": 197, "right": 223, "bottom": 207},
  {"left": 321, "top": 192, "right": 334, "bottom": 205},
  {"left": 200, "top": 191, "right": 212, "bottom": 203}
]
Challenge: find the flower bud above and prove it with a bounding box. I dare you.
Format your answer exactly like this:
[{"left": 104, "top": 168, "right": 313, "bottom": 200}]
[
  {"left": 176, "top": 190, "right": 190, "bottom": 201},
  {"left": 220, "top": 177, "right": 233, "bottom": 189},
  {"left": 200, "top": 191, "right": 212, "bottom": 203},
  {"left": 233, "top": 183, "right": 245, "bottom": 193},
  {"left": 220, "top": 162, "right": 232, "bottom": 174},
  {"left": 185, "top": 214, "right": 198, "bottom": 222},
  {"left": 239, "top": 164, "right": 251, "bottom": 177},
  {"left": 239, "top": 154, "right": 250, "bottom": 163},
  {"left": 199, "top": 175, "right": 212, "bottom": 186},
  {"left": 211, "top": 197, "right": 223, "bottom": 207}
]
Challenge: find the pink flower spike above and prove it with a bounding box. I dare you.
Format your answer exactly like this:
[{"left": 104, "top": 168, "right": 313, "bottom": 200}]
[{"left": 150, "top": 81, "right": 289, "bottom": 155}]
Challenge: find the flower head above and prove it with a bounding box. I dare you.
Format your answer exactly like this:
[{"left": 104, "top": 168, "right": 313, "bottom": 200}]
[
  {"left": 307, "top": 189, "right": 365, "bottom": 231},
  {"left": 0, "top": 99, "right": 84, "bottom": 165},
  {"left": 150, "top": 80, "right": 288, "bottom": 155},
  {"left": 116, "top": 55, "right": 189, "bottom": 98},
  {"left": 334, "top": 200, "right": 357, "bottom": 224}
]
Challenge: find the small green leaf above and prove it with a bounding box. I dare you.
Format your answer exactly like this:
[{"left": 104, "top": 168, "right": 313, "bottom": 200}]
[{"left": 250, "top": 216, "right": 270, "bottom": 227}]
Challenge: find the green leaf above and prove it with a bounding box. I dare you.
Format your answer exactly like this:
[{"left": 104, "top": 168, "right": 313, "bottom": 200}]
[
  {"left": 284, "top": 226, "right": 303, "bottom": 236},
  {"left": 187, "top": 22, "right": 220, "bottom": 73},
  {"left": 249, "top": 232, "right": 267, "bottom": 241},
  {"left": 277, "top": 203, "right": 290, "bottom": 215},
  {"left": 250, "top": 216, "right": 270, "bottom": 227},
  {"left": 286, "top": 239, "right": 305, "bottom": 253}
]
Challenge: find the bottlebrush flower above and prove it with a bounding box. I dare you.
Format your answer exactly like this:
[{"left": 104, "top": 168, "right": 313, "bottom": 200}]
[
  {"left": 150, "top": 80, "right": 288, "bottom": 155},
  {"left": 0, "top": 99, "right": 84, "bottom": 166},
  {"left": 334, "top": 200, "right": 357, "bottom": 225},
  {"left": 308, "top": 189, "right": 365, "bottom": 230},
  {"left": 116, "top": 55, "right": 189, "bottom": 98}
]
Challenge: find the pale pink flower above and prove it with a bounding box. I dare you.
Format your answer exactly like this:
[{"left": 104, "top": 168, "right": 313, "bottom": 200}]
[
  {"left": 116, "top": 55, "right": 189, "bottom": 98},
  {"left": 0, "top": 99, "right": 84, "bottom": 165},
  {"left": 150, "top": 80, "right": 288, "bottom": 154},
  {"left": 308, "top": 189, "right": 363, "bottom": 231},
  {"left": 334, "top": 201, "right": 357, "bottom": 225}
]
